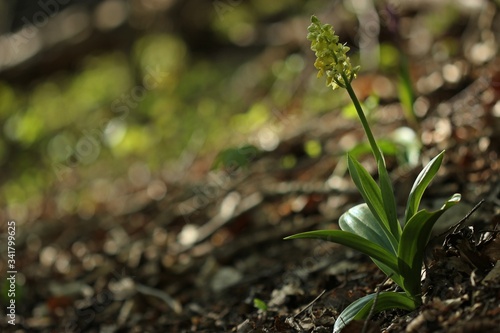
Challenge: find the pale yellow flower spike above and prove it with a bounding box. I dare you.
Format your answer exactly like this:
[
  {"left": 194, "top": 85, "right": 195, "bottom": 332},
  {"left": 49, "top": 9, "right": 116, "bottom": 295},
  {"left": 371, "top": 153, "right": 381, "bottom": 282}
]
[{"left": 307, "top": 15, "right": 360, "bottom": 90}]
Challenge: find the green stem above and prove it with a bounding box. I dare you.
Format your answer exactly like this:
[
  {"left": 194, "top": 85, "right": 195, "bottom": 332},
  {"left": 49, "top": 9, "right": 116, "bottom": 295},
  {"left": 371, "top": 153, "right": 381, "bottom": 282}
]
[
  {"left": 342, "top": 72, "right": 401, "bottom": 238},
  {"left": 342, "top": 73, "right": 384, "bottom": 166}
]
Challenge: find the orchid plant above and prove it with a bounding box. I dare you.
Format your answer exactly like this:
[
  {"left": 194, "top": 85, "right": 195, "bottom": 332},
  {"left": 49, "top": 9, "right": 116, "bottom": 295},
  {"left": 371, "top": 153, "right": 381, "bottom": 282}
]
[{"left": 285, "top": 16, "right": 461, "bottom": 332}]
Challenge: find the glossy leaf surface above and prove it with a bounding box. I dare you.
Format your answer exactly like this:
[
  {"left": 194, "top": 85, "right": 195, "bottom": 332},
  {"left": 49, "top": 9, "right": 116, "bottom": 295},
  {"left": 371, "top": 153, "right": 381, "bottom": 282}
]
[
  {"left": 339, "top": 203, "right": 398, "bottom": 255},
  {"left": 284, "top": 230, "right": 399, "bottom": 274},
  {"left": 347, "top": 155, "right": 390, "bottom": 234},
  {"left": 378, "top": 159, "right": 401, "bottom": 238},
  {"left": 398, "top": 193, "right": 461, "bottom": 295},
  {"left": 333, "top": 292, "right": 417, "bottom": 333},
  {"left": 404, "top": 151, "right": 444, "bottom": 223}
]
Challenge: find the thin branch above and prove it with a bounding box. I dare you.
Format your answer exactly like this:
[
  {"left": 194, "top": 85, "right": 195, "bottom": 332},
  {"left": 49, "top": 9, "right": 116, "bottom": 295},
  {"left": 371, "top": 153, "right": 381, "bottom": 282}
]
[
  {"left": 293, "top": 289, "right": 327, "bottom": 319},
  {"left": 362, "top": 274, "right": 393, "bottom": 333},
  {"left": 436, "top": 199, "right": 485, "bottom": 240}
]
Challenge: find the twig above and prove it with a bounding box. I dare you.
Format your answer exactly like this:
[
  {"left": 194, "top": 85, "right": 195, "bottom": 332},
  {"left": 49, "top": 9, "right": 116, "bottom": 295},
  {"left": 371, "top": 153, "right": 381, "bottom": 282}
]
[
  {"left": 285, "top": 290, "right": 326, "bottom": 333},
  {"left": 176, "top": 192, "right": 263, "bottom": 253},
  {"left": 362, "top": 274, "right": 393, "bottom": 333},
  {"left": 293, "top": 289, "right": 326, "bottom": 319},
  {"left": 436, "top": 199, "right": 485, "bottom": 240},
  {"left": 136, "top": 283, "right": 182, "bottom": 314}
]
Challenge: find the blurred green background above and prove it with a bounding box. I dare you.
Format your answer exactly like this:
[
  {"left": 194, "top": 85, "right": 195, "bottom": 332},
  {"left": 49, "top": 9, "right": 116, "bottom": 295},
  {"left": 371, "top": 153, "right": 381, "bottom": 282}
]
[{"left": 0, "top": 0, "right": 477, "bottom": 223}]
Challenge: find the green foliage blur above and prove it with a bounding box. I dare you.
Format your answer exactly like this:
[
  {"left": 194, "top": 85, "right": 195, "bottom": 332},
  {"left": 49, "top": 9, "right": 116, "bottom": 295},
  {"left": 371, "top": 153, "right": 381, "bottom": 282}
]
[
  {"left": 0, "top": 0, "right": 339, "bottom": 220},
  {"left": 0, "top": 0, "right": 466, "bottom": 222}
]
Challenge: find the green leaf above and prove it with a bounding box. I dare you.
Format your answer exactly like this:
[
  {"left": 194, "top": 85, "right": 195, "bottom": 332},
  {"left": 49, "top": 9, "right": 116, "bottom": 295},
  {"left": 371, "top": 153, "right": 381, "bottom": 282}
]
[
  {"left": 284, "top": 230, "right": 399, "bottom": 274},
  {"left": 398, "top": 193, "right": 461, "bottom": 296},
  {"left": 348, "top": 140, "right": 399, "bottom": 160},
  {"left": 253, "top": 298, "right": 268, "bottom": 311},
  {"left": 398, "top": 76, "right": 414, "bottom": 120},
  {"left": 339, "top": 203, "right": 398, "bottom": 255},
  {"left": 404, "top": 151, "right": 444, "bottom": 223},
  {"left": 371, "top": 259, "right": 404, "bottom": 289},
  {"left": 347, "top": 155, "right": 389, "bottom": 232},
  {"left": 377, "top": 159, "right": 401, "bottom": 239},
  {"left": 397, "top": 54, "right": 417, "bottom": 126},
  {"left": 212, "top": 145, "right": 259, "bottom": 170},
  {"left": 333, "top": 292, "right": 417, "bottom": 333},
  {"left": 339, "top": 205, "right": 402, "bottom": 286}
]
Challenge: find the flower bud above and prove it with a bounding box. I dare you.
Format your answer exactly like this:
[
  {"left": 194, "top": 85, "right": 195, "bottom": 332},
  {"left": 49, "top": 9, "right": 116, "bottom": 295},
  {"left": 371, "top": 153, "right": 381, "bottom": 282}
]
[{"left": 307, "top": 16, "right": 360, "bottom": 90}]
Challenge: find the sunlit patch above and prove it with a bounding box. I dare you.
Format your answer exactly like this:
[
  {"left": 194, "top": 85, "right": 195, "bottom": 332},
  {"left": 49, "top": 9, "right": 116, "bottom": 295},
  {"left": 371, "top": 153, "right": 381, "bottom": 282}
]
[
  {"left": 104, "top": 118, "right": 127, "bottom": 147},
  {"left": 55, "top": 252, "right": 71, "bottom": 274},
  {"left": 469, "top": 42, "right": 495, "bottom": 65},
  {"left": 104, "top": 238, "right": 119, "bottom": 255},
  {"left": 109, "top": 277, "right": 136, "bottom": 300},
  {"left": 0, "top": 29, "right": 42, "bottom": 69},
  {"left": 40, "top": 246, "right": 58, "bottom": 268},
  {"left": 71, "top": 241, "right": 88, "bottom": 259},
  {"left": 105, "top": 227, "right": 130, "bottom": 256},
  {"left": 257, "top": 127, "right": 279, "bottom": 151},
  {"left": 492, "top": 101, "right": 500, "bottom": 117},
  {"left": 433, "top": 118, "right": 452, "bottom": 143},
  {"left": 82, "top": 254, "right": 104, "bottom": 271},
  {"left": 442, "top": 63, "right": 461, "bottom": 84},
  {"left": 178, "top": 224, "right": 199, "bottom": 246},
  {"left": 478, "top": 137, "right": 490, "bottom": 152},
  {"left": 414, "top": 97, "right": 430, "bottom": 117},
  {"left": 291, "top": 195, "right": 307, "bottom": 213},
  {"left": 416, "top": 71, "right": 443, "bottom": 94},
  {"left": 339, "top": 133, "right": 358, "bottom": 152},
  {"left": 220, "top": 191, "right": 240, "bottom": 218}
]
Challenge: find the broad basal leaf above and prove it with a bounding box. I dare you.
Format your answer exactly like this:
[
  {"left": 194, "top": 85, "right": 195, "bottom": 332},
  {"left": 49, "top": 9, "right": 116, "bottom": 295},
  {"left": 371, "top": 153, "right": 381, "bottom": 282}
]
[
  {"left": 333, "top": 292, "right": 417, "bottom": 333},
  {"left": 347, "top": 155, "right": 390, "bottom": 233},
  {"left": 339, "top": 204, "right": 403, "bottom": 286},
  {"left": 284, "top": 230, "right": 399, "bottom": 274},
  {"left": 339, "top": 203, "right": 398, "bottom": 255},
  {"left": 398, "top": 193, "right": 461, "bottom": 296}
]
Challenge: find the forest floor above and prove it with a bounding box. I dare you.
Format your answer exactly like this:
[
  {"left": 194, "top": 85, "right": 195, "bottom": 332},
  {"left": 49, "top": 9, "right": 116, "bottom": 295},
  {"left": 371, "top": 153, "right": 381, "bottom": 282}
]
[{"left": 3, "top": 67, "right": 500, "bottom": 333}]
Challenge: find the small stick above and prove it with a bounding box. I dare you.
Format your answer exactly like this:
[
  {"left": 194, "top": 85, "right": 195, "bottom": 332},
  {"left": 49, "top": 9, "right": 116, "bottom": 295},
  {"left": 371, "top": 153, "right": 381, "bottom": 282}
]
[
  {"left": 362, "top": 274, "right": 393, "bottom": 333},
  {"left": 436, "top": 199, "right": 485, "bottom": 240},
  {"left": 293, "top": 289, "right": 326, "bottom": 319}
]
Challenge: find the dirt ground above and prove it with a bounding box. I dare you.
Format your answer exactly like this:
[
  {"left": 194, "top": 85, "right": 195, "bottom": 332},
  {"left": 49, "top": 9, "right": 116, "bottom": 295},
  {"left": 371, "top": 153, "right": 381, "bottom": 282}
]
[{"left": 3, "top": 68, "right": 500, "bottom": 332}]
